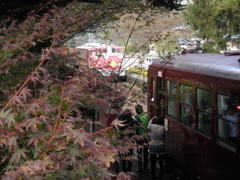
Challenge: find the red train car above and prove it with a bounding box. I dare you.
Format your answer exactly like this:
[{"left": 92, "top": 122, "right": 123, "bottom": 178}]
[{"left": 147, "top": 52, "right": 240, "bottom": 179}]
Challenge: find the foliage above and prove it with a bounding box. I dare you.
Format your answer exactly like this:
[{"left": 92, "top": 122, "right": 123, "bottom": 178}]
[
  {"left": 126, "top": 68, "right": 148, "bottom": 77},
  {"left": 0, "top": 0, "right": 184, "bottom": 21},
  {"left": 183, "top": 0, "right": 240, "bottom": 51},
  {"left": 0, "top": 0, "right": 182, "bottom": 179},
  {"left": 201, "top": 41, "right": 221, "bottom": 54},
  {"left": 155, "top": 31, "right": 181, "bottom": 56}
]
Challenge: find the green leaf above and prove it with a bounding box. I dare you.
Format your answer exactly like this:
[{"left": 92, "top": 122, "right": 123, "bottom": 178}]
[
  {"left": 27, "top": 132, "right": 45, "bottom": 147},
  {"left": 9, "top": 148, "right": 28, "bottom": 164},
  {"left": 22, "top": 118, "right": 41, "bottom": 130},
  {"left": 8, "top": 136, "right": 19, "bottom": 149},
  {"left": 0, "top": 108, "right": 15, "bottom": 128},
  {"left": 31, "top": 144, "right": 45, "bottom": 158},
  {"left": 104, "top": 129, "right": 117, "bottom": 138}
]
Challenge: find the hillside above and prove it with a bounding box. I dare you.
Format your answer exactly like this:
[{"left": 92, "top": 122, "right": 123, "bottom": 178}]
[{"left": 70, "top": 10, "right": 196, "bottom": 53}]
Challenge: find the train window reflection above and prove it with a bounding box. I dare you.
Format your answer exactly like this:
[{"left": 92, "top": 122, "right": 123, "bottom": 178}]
[
  {"left": 197, "top": 88, "right": 212, "bottom": 135},
  {"left": 217, "top": 94, "right": 237, "bottom": 147},
  {"left": 166, "top": 80, "right": 177, "bottom": 118},
  {"left": 180, "top": 84, "right": 193, "bottom": 125}
]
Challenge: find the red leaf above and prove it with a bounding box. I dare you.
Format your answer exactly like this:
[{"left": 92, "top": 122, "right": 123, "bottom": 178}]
[{"left": 19, "top": 87, "right": 32, "bottom": 102}]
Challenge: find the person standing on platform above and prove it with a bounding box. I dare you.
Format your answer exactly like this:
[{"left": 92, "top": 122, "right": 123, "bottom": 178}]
[
  {"left": 135, "top": 104, "right": 149, "bottom": 173},
  {"left": 148, "top": 116, "right": 165, "bottom": 179},
  {"left": 118, "top": 109, "right": 138, "bottom": 172}
]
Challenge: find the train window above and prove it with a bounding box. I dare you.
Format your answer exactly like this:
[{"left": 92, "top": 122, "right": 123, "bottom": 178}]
[
  {"left": 166, "top": 80, "right": 177, "bottom": 118},
  {"left": 196, "top": 88, "right": 212, "bottom": 136},
  {"left": 180, "top": 84, "right": 193, "bottom": 125},
  {"left": 152, "top": 78, "right": 156, "bottom": 101},
  {"left": 157, "top": 77, "right": 163, "bottom": 116},
  {"left": 217, "top": 94, "right": 237, "bottom": 147},
  {"left": 102, "top": 49, "right": 107, "bottom": 53}
]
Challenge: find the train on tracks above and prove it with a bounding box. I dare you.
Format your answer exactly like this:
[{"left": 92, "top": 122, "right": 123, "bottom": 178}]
[{"left": 147, "top": 51, "right": 240, "bottom": 179}]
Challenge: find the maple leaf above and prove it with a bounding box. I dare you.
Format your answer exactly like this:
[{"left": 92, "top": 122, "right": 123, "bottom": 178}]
[
  {"left": 9, "top": 148, "right": 28, "bottom": 164},
  {"left": 72, "top": 130, "right": 88, "bottom": 147},
  {"left": 46, "top": 123, "right": 53, "bottom": 132},
  {"left": 63, "top": 126, "right": 74, "bottom": 141},
  {"left": 98, "top": 154, "right": 116, "bottom": 168},
  {"left": 0, "top": 108, "right": 15, "bottom": 128},
  {"left": 25, "top": 103, "right": 40, "bottom": 116},
  {"left": 21, "top": 118, "right": 41, "bottom": 131},
  {"left": 27, "top": 132, "right": 45, "bottom": 147},
  {"left": 28, "top": 74, "right": 39, "bottom": 84},
  {"left": 31, "top": 71, "right": 41, "bottom": 79},
  {"left": 8, "top": 136, "right": 19, "bottom": 149},
  {"left": 110, "top": 119, "right": 126, "bottom": 130},
  {"left": 37, "top": 67, "right": 48, "bottom": 75},
  {"left": 64, "top": 128, "right": 87, "bottom": 147},
  {"left": 19, "top": 87, "right": 32, "bottom": 102},
  {"left": 32, "top": 145, "right": 44, "bottom": 159},
  {"left": 10, "top": 95, "right": 23, "bottom": 105},
  {"left": 60, "top": 122, "right": 74, "bottom": 131},
  {"left": 117, "top": 172, "right": 135, "bottom": 180},
  {"left": 39, "top": 114, "right": 50, "bottom": 122},
  {"left": 68, "top": 147, "right": 80, "bottom": 163}
]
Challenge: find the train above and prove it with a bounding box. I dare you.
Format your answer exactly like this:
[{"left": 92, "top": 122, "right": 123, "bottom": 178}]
[
  {"left": 75, "top": 43, "right": 126, "bottom": 78},
  {"left": 147, "top": 51, "right": 240, "bottom": 179}
]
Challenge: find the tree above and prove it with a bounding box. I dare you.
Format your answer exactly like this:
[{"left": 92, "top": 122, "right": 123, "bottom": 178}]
[
  {"left": 0, "top": 0, "right": 182, "bottom": 179},
  {"left": 183, "top": 0, "right": 240, "bottom": 52},
  {"left": 0, "top": 0, "right": 183, "bottom": 21}
]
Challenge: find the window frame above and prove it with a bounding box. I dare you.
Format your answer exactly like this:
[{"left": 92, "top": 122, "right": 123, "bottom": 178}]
[
  {"left": 196, "top": 88, "right": 212, "bottom": 136},
  {"left": 180, "top": 84, "right": 193, "bottom": 126},
  {"left": 217, "top": 93, "right": 238, "bottom": 149},
  {"left": 166, "top": 80, "right": 178, "bottom": 119}
]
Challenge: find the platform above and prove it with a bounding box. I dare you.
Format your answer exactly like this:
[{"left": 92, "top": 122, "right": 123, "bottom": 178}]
[{"left": 114, "top": 154, "right": 187, "bottom": 180}]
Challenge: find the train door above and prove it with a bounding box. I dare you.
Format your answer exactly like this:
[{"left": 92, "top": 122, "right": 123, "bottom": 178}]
[
  {"left": 157, "top": 76, "right": 163, "bottom": 116},
  {"left": 148, "top": 76, "right": 156, "bottom": 117}
]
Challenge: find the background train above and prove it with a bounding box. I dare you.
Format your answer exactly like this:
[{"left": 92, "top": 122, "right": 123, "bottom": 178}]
[{"left": 147, "top": 51, "right": 240, "bottom": 179}]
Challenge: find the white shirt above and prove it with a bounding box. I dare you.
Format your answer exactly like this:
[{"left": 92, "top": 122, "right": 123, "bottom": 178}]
[
  {"left": 225, "top": 114, "right": 237, "bottom": 137},
  {"left": 147, "top": 121, "right": 165, "bottom": 146}
]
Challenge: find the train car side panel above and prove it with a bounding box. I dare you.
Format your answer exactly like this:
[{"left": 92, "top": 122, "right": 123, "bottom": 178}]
[{"left": 148, "top": 53, "right": 240, "bottom": 179}]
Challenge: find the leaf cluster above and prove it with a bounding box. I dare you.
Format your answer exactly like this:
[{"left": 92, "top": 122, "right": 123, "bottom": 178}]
[
  {"left": 0, "top": 0, "right": 183, "bottom": 179},
  {"left": 183, "top": 0, "right": 240, "bottom": 51}
]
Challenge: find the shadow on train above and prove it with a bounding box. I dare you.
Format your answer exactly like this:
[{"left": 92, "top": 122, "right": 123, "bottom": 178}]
[
  {"left": 160, "top": 154, "right": 198, "bottom": 180},
  {"left": 117, "top": 153, "right": 199, "bottom": 180}
]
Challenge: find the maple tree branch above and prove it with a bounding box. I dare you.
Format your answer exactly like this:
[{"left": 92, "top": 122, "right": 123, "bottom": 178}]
[
  {"left": 87, "top": 126, "right": 112, "bottom": 137},
  {"left": 52, "top": 79, "right": 67, "bottom": 133},
  {"left": 2, "top": 40, "right": 55, "bottom": 111}
]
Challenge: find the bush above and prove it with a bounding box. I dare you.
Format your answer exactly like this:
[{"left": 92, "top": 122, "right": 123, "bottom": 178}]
[{"left": 126, "top": 67, "right": 148, "bottom": 77}]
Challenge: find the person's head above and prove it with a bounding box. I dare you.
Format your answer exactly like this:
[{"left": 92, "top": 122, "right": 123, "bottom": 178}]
[
  {"left": 118, "top": 109, "right": 133, "bottom": 123},
  {"left": 152, "top": 115, "right": 164, "bottom": 125},
  {"left": 135, "top": 104, "right": 143, "bottom": 115}
]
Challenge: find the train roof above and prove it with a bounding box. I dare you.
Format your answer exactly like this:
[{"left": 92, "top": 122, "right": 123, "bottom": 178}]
[{"left": 150, "top": 53, "right": 240, "bottom": 81}]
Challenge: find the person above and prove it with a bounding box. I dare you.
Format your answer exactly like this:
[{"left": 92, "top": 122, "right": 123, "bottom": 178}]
[
  {"left": 224, "top": 109, "right": 237, "bottom": 144},
  {"left": 148, "top": 115, "right": 165, "bottom": 179},
  {"left": 183, "top": 105, "right": 192, "bottom": 124},
  {"left": 135, "top": 104, "right": 149, "bottom": 173},
  {"left": 118, "top": 109, "right": 138, "bottom": 172}
]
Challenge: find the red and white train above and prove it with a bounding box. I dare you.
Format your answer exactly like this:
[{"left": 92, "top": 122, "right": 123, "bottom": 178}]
[
  {"left": 75, "top": 43, "right": 126, "bottom": 78},
  {"left": 147, "top": 51, "right": 240, "bottom": 179}
]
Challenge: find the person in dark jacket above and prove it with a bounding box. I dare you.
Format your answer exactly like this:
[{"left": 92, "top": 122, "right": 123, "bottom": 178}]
[{"left": 118, "top": 109, "right": 138, "bottom": 172}]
